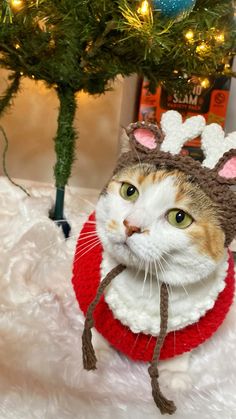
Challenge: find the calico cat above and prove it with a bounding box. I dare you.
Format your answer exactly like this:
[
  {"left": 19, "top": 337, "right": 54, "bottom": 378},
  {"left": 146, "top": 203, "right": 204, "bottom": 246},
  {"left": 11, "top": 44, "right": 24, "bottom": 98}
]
[
  {"left": 95, "top": 127, "right": 229, "bottom": 385},
  {"left": 73, "top": 110, "right": 236, "bottom": 414},
  {"left": 96, "top": 166, "right": 228, "bottom": 335}
]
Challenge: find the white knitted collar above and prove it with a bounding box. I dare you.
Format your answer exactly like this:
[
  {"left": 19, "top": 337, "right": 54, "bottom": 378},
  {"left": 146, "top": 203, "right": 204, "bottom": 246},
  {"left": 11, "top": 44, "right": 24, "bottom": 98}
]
[{"left": 101, "top": 250, "right": 228, "bottom": 336}]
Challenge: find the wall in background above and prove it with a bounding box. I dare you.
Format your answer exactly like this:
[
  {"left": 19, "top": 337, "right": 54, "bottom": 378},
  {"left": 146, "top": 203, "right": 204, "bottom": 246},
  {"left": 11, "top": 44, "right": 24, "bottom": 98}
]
[
  {"left": 0, "top": 68, "right": 235, "bottom": 191},
  {"left": 0, "top": 69, "right": 125, "bottom": 190}
]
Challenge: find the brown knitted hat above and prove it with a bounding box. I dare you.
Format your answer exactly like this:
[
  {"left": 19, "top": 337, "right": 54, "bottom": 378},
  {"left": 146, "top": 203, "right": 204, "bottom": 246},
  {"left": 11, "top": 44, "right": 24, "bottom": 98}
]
[{"left": 113, "top": 117, "right": 236, "bottom": 247}]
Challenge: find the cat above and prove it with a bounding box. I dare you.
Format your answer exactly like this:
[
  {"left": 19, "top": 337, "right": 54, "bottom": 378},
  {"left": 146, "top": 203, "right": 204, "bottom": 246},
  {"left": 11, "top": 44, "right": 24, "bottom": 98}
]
[
  {"left": 95, "top": 160, "right": 228, "bottom": 390},
  {"left": 92, "top": 113, "right": 236, "bottom": 391},
  {"left": 74, "top": 111, "right": 236, "bottom": 409}
]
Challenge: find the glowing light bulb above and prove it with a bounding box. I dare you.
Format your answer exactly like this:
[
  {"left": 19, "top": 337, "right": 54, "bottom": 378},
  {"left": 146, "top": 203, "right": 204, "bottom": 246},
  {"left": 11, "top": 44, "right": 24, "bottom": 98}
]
[
  {"left": 214, "top": 33, "right": 225, "bottom": 43},
  {"left": 11, "top": 0, "right": 23, "bottom": 9},
  {"left": 185, "top": 30, "right": 194, "bottom": 42},
  {"left": 200, "top": 78, "right": 210, "bottom": 89},
  {"left": 224, "top": 63, "right": 231, "bottom": 71},
  {"left": 196, "top": 42, "right": 209, "bottom": 55},
  {"left": 138, "top": 0, "right": 150, "bottom": 16}
]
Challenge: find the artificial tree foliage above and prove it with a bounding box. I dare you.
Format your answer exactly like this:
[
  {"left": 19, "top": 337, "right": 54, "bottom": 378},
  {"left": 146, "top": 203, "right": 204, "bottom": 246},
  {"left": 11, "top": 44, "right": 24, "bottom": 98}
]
[{"left": 0, "top": 0, "right": 235, "bottom": 236}]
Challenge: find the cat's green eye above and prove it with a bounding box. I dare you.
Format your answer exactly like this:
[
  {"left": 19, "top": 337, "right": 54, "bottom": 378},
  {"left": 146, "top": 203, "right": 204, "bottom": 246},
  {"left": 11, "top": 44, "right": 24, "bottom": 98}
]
[
  {"left": 120, "top": 183, "right": 139, "bottom": 202},
  {"left": 167, "top": 209, "right": 193, "bottom": 229}
]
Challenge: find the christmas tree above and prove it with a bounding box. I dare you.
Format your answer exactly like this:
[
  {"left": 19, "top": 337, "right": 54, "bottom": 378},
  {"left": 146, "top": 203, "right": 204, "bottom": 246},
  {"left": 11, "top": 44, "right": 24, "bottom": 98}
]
[{"left": 0, "top": 0, "right": 235, "bottom": 236}]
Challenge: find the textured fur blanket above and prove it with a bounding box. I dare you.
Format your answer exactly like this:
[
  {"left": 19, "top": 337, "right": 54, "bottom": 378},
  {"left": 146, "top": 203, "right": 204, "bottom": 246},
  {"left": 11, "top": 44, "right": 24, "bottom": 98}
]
[{"left": 0, "top": 177, "right": 235, "bottom": 419}]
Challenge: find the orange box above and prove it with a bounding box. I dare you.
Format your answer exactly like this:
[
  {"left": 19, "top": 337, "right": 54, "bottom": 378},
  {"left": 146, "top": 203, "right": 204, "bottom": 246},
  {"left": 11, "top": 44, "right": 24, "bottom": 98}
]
[{"left": 138, "top": 77, "right": 231, "bottom": 161}]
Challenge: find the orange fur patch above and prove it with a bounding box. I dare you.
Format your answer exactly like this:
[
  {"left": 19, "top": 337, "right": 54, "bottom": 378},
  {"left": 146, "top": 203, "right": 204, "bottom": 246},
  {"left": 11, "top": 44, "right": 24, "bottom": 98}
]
[
  {"left": 172, "top": 171, "right": 225, "bottom": 261},
  {"left": 189, "top": 223, "right": 225, "bottom": 261},
  {"left": 137, "top": 174, "right": 146, "bottom": 185},
  {"left": 107, "top": 219, "right": 119, "bottom": 231}
]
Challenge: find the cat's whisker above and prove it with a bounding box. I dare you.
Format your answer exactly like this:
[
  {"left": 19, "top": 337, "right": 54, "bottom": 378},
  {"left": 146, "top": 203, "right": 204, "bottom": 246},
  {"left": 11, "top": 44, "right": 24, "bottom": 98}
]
[
  {"left": 134, "top": 258, "right": 145, "bottom": 280},
  {"left": 78, "top": 231, "right": 98, "bottom": 239},
  {"left": 116, "top": 326, "right": 130, "bottom": 346},
  {"left": 157, "top": 257, "right": 165, "bottom": 281},
  {"left": 196, "top": 320, "right": 204, "bottom": 340},
  {"left": 64, "top": 231, "right": 94, "bottom": 243},
  {"left": 35, "top": 216, "right": 97, "bottom": 256},
  {"left": 157, "top": 258, "right": 173, "bottom": 314},
  {"left": 159, "top": 255, "right": 174, "bottom": 300},
  {"left": 162, "top": 250, "right": 176, "bottom": 262},
  {"left": 142, "top": 261, "right": 149, "bottom": 295},
  {"left": 37, "top": 232, "right": 81, "bottom": 255},
  {"left": 52, "top": 217, "right": 88, "bottom": 224},
  {"left": 159, "top": 254, "right": 173, "bottom": 271},
  {"left": 75, "top": 237, "right": 101, "bottom": 256},
  {"left": 149, "top": 260, "right": 153, "bottom": 298},
  {"left": 38, "top": 240, "right": 63, "bottom": 255},
  {"left": 76, "top": 235, "right": 98, "bottom": 243},
  {"left": 142, "top": 334, "right": 153, "bottom": 356},
  {"left": 153, "top": 260, "right": 161, "bottom": 299},
  {"left": 168, "top": 282, "right": 174, "bottom": 301},
  {"left": 74, "top": 240, "right": 100, "bottom": 259},
  {"left": 74, "top": 239, "right": 100, "bottom": 262},
  {"left": 76, "top": 196, "right": 97, "bottom": 209},
  {"left": 129, "top": 333, "right": 140, "bottom": 356},
  {"left": 181, "top": 283, "right": 189, "bottom": 297},
  {"left": 173, "top": 329, "right": 176, "bottom": 357}
]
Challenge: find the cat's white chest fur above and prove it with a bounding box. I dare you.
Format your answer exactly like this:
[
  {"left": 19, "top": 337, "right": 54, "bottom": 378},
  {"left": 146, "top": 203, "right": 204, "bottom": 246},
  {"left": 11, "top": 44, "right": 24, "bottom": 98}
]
[{"left": 101, "top": 250, "right": 228, "bottom": 336}]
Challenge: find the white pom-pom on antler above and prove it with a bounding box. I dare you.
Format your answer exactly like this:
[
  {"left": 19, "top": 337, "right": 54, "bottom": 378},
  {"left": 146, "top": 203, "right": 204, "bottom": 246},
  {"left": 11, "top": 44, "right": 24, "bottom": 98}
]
[
  {"left": 160, "top": 110, "right": 206, "bottom": 154},
  {"left": 202, "top": 123, "right": 236, "bottom": 169}
]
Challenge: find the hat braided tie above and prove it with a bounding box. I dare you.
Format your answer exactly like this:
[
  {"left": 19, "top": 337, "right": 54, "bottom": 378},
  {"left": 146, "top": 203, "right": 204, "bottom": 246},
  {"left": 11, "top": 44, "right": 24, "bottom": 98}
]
[{"left": 81, "top": 265, "right": 176, "bottom": 415}]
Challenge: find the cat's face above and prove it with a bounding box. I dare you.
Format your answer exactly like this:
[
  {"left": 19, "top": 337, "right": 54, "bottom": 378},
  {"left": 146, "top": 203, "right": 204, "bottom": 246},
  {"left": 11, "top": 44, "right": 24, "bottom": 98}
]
[{"left": 96, "top": 163, "right": 226, "bottom": 286}]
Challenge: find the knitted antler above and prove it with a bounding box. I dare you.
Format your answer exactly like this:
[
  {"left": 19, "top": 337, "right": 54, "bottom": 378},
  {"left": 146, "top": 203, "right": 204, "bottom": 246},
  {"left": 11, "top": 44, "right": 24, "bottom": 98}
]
[
  {"left": 201, "top": 123, "right": 236, "bottom": 169},
  {"left": 160, "top": 110, "right": 205, "bottom": 154}
]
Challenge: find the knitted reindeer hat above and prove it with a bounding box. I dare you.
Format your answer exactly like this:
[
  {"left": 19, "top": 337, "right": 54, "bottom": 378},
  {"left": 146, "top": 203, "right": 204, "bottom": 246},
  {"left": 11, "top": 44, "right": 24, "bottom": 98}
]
[{"left": 81, "top": 111, "right": 236, "bottom": 416}]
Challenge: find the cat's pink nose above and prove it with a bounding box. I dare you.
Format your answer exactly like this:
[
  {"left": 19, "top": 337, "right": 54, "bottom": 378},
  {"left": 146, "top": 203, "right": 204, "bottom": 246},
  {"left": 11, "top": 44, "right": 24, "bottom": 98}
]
[{"left": 123, "top": 219, "right": 141, "bottom": 237}]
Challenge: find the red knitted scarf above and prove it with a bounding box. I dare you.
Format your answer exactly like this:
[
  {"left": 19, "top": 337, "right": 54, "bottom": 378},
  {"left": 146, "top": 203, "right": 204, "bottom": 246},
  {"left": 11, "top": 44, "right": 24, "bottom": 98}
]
[{"left": 72, "top": 213, "right": 235, "bottom": 361}]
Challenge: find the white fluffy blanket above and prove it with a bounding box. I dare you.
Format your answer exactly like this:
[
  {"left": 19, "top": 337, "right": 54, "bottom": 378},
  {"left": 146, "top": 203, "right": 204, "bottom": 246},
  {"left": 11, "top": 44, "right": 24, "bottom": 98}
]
[{"left": 0, "top": 176, "right": 235, "bottom": 419}]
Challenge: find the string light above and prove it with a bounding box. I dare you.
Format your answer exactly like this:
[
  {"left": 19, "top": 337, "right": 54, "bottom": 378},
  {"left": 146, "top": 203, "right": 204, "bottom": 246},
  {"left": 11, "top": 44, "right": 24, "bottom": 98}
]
[
  {"left": 15, "top": 43, "right": 20, "bottom": 49},
  {"left": 10, "top": 0, "right": 23, "bottom": 9},
  {"left": 196, "top": 42, "right": 210, "bottom": 55},
  {"left": 185, "top": 30, "right": 194, "bottom": 42},
  {"left": 200, "top": 78, "right": 210, "bottom": 89},
  {"left": 214, "top": 32, "right": 225, "bottom": 43},
  {"left": 224, "top": 63, "right": 231, "bottom": 71},
  {"left": 138, "top": 0, "right": 150, "bottom": 16}
]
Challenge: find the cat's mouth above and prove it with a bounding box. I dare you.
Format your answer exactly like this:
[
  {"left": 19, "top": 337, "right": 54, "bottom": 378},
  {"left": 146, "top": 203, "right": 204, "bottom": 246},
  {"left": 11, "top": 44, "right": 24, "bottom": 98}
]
[
  {"left": 113, "top": 239, "right": 135, "bottom": 255},
  {"left": 116, "top": 239, "right": 140, "bottom": 260}
]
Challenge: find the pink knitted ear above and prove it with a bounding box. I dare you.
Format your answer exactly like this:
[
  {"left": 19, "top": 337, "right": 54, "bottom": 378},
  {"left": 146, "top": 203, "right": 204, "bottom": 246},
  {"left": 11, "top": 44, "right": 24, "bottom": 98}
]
[
  {"left": 218, "top": 156, "right": 236, "bottom": 179},
  {"left": 133, "top": 128, "right": 157, "bottom": 150}
]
